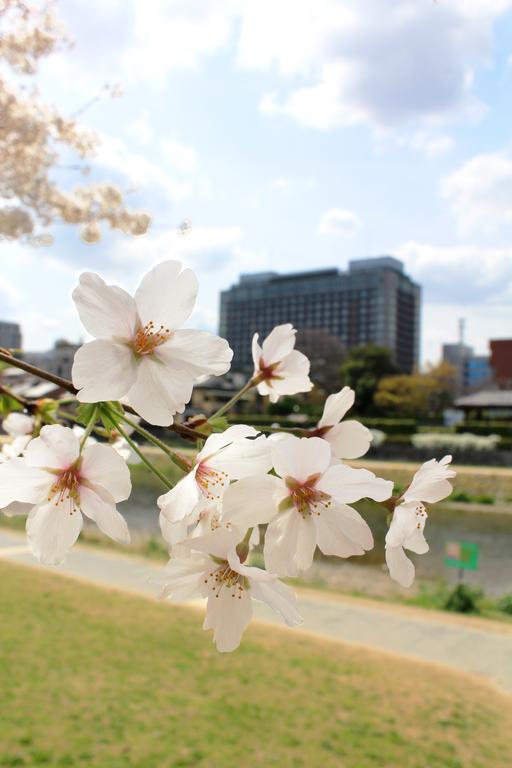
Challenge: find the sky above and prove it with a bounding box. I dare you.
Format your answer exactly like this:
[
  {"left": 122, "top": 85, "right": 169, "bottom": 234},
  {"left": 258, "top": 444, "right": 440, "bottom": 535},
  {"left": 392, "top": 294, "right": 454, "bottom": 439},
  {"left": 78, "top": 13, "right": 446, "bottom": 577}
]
[{"left": 2, "top": 0, "right": 512, "bottom": 364}]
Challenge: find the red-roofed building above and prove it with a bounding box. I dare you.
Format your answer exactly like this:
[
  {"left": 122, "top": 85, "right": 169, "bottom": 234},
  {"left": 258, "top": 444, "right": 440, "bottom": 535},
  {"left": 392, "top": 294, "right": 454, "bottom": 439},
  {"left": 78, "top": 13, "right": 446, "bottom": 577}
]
[{"left": 490, "top": 340, "right": 512, "bottom": 388}]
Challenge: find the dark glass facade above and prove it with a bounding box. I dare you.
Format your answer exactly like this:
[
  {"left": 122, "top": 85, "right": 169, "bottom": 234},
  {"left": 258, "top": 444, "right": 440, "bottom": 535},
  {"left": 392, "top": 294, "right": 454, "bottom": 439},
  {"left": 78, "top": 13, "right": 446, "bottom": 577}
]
[{"left": 219, "top": 256, "right": 421, "bottom": 374}]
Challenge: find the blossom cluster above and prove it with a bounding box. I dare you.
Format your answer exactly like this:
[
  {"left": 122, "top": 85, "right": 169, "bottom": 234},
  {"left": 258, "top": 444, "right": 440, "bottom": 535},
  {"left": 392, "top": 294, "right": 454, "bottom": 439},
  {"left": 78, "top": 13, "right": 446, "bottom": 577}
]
[
  {"left": 0, "top": 259, "right": 456, "bottom": 652},
  {"left": 0, "top": 0, "right": 150, "bottom": 244}
]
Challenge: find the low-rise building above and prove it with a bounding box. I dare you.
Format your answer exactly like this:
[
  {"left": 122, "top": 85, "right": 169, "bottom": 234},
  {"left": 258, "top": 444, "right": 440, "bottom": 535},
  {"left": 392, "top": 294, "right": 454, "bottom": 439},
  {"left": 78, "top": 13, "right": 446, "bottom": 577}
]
[{"left": 24, "top": 339, "right": 81, "bottom": 381}]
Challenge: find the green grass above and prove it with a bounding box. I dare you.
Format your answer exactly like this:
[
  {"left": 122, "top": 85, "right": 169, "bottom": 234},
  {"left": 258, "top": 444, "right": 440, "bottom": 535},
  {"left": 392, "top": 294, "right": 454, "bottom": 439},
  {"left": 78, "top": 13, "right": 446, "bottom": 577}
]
[{"left": 1, "top": 562, "right": 511, "bottom": 768}]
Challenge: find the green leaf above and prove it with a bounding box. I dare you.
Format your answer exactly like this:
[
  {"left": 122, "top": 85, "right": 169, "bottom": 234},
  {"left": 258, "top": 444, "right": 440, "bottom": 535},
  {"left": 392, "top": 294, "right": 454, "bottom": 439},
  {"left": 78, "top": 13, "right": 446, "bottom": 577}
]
[
  {"left": 0, "top": 394, "right": 23, "bottom": 415},
  {"left": 76, "top": 403, "right": 98, "bottom": 426},
  {"left": 208, "top": 416, "right": 230, "bottom": 433}
]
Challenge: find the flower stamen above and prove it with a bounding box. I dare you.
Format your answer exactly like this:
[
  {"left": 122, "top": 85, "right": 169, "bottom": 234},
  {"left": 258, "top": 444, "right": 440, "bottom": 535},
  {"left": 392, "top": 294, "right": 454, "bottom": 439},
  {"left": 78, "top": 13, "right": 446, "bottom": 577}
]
[
  {"left": 195, "top": 463, "right": 228, "bottom": 501},
  {"left": 48, "top": 467, "right": 81, "bottom": 514},
  {"left": 285, "top": 474, "right": 332, "bottom": 518},
  {"left": 204, "top": 562, "right": 247, "bottom": 599},
  {"left": 132, "top": 321, "right": 172, "bottom": 356}
]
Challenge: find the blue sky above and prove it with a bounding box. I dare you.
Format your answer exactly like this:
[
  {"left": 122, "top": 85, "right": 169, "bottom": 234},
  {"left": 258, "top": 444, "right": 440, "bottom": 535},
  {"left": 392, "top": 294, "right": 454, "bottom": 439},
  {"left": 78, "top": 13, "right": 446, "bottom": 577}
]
[{"left": 2, "top": 0, "right": 512, "bottom": 364}]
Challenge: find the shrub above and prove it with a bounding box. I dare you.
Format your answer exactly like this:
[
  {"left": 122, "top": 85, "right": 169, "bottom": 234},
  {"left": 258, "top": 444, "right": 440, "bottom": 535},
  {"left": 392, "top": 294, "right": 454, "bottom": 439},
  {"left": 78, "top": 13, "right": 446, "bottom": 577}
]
[
  {"left": 444, "top": 584, "right": 483, "bottom": 614},
  {"left": 411, "top": 432, "right": 501, "bottom": 452},
  {"left": 474, "top": 494, "right": 495, "bottom": 505},
  {"left": 456, "top": 421, "right": 512, "bottom": 438},
  {"left": 361, "top": 417, "right": 417, "bottom": 435},
  {"left": 451, "top": 490, "right": 471, "bottom": 503},
  {"left": 497, "top": 595, "right": 512, "bottom": 615}
]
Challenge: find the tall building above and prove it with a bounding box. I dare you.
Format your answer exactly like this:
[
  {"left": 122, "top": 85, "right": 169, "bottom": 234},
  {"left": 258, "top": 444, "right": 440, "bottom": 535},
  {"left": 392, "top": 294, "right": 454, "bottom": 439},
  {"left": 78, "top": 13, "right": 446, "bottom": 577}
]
[
  {"left": 0, "top": 320, "right": 22, "bottom": 351},
  {"left": 219, "top": 256, "right": 421, "bottom": 374}
]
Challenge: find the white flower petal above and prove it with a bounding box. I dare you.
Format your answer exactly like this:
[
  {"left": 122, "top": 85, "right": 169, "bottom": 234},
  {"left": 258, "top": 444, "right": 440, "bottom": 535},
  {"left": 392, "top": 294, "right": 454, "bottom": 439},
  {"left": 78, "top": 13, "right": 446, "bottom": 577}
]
[
  {"left": 3, "top": 434, "right": 31, "bottom": 459},
  {"left": 25, "top": 425, "right": 79, "bottom": 470},
  {"left": 264, "top": 509, "right": 317, "bottom": 577},
  {"left": 185, "top": 527, "right": 239, "bottom": 559},
  {"left": 27, "top": 501, "right": 83, "bottom": 565},
  {"left": 158, "top": 329, "right": 232, "bottom": 378},
  {"left": 404, "top": 528, "right": 429, "bottom": 555},
  {"left": 325, "top": 420, "right": 372, "bottom": 460},
  {"left": 204, "top": 587, "right": 253, "bottom": 653},
  {"left": 73, "top": 340, "right": 138, "bottom": 403},
  {"left": 250, "top": 579, "right": 303, "bottom": 627},
  {"left": 127, "top": 356, "right": 193, "bottom": 426},
  {"left": 79, "top": 485, "right": 130, "bottom": 544},
  {"left": 134, "top": 260, "right": 198, "bottom": 330},
  {"left": 158, "top": 553, "right": 208, "bottom": 601},
  {"left": 198, "top": 425, "right": 260, "bottom": 463},
  {"left": 227, "top": 547, "right": 273, "bottom": 582},
  {"left": 209, "top": 435, "right": 273, "bottom": 480},
  {"left": 157, "top": 471, "right": 201, "bottom": 523},
  {"left": 403, "top": 456, "right": 455, "bottom": 504},
  {"left": 386, "top": 503, "right": 414, "bottom": 547},
  {"left": 159, "top": 512, "right": 192, "bottom": 547},
  {"left": 80, "top": 443, "right": 132, "bottom": 503},
  {"left": 72, "top": 271, "right": 138, "bottom": 340},
  {"left": 268, "top": 350, "right": 313, "bottom": 397},
  {"left": 0, "top": 458, "right": 49, "bottom": 507},
  {"left": 272, "top": 435, "right": 331, "bottom": 483},
  {"left": 318, "top": 387, "right": 355, "bottom": 428},
  {"left": 317, "top": 464, "right": 393, "bottom": 503},
  {"left": 251, "top": 333, "right": 263, "bottom": 371},
  {"left": 386, "top": 545, "right": 415, "bottom": 588},
  {"left": 261, "top": 324, "right": 296, "bottom": 365},
  {"left": 315, "top": 502, "right": 373, "bottom": 558},
  {"left": 221, "top": 474, "right": 282, "bottom": 529},
  {"left": 3, "top": 412, "right": 34, "bottom": 437}
]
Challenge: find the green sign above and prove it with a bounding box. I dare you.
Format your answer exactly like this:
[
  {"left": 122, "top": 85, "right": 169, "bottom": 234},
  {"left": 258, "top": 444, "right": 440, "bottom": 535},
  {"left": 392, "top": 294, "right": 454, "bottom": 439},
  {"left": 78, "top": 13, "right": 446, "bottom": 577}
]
[{"left": 444, "top": 541, "right": 479, "bottom": 571}]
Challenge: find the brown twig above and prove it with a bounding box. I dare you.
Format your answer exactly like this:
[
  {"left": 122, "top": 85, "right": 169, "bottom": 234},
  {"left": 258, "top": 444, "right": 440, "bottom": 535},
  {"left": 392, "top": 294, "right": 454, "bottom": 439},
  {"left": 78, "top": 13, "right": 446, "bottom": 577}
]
[
  {"left": 0, "top": 382, "right": 29, "bottom": 409},
  {"left": 0, "top": 350, "right": 204, "bottom": 441}
]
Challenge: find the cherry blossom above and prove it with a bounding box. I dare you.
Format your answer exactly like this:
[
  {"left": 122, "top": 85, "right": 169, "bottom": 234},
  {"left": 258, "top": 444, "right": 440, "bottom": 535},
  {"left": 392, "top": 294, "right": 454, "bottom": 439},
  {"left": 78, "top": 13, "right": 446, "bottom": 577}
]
[
  {"left": 252, "top": 324, "right": 313, "bottom": 403},
  {"left": 158, "top": 425, "right": 271, "bottom": 547},
  {"left": 311, "top": 386, "right": 373, "bottom": 460},
  {"left": 0, "top": 0, "right": 150, "bottom": 244},
  {"left": 0, "top": 412, "right": 34, "bottom": 462},
  {"left": 72, "top": 261, "right": 233, "bottom": 425},
  {"left": 0, "top": 424, "right": 131, "bottom": 564},
  {"left": 385, "top": 455, "right": 456, "bottom": 588},
  {"left": 221, "top": 434, "right": 393, "bottom": 577},
  {"left": 158, "top": 528, "right": 302, "bottom": 652}
]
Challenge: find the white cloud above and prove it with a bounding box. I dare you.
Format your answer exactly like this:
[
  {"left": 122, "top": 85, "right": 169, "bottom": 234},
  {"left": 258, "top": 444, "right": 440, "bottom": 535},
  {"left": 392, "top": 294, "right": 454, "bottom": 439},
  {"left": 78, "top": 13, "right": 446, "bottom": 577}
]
[
  {"left": 108, "top": 224, "right": 245, "bottom": 272},
  {"left": 318, "top": 208, "right": 361, "bottom": 236},
  {"left": 272, "top": 177, "right": 290, "bottom": 190},
  {"left": 93, "top": 133, "right": 192, "bottom": 202},
  {"left": 396, "top": 241, "right": 512, "bottom": 304},
  {"left": 396, "top": 240, "right": 512, "bottom": 363},
  {"left": 160, "top": 139, "right": 198, "bottom": 172},
  {"left": 123, "top": 0, "right": 239, "bottom": 83},
  {"left": 244, "top": 0, "right": 511, "bottom": 130},
  {"left": 441, "top": 147, "right": 512, "bottom": 234},
  {"left": 405, "top": 132, "right": 455, "bottom": 157},
  {"left": 126, "top": 117, "right": 154, "bottom": 145}
]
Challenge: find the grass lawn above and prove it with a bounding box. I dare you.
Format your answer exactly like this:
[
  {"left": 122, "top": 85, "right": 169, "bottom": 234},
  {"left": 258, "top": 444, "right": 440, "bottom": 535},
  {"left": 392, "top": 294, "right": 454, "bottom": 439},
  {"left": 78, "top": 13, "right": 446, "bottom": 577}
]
[{"left": 0, "top": 562, "right": 511, "bottom": 768}]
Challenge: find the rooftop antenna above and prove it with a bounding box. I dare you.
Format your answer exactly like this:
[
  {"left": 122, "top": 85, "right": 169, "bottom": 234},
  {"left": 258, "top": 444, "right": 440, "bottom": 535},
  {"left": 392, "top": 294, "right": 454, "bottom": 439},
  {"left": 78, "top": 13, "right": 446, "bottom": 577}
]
[{"left": 459, "top": 317, "right": 465, "bottom": 346}]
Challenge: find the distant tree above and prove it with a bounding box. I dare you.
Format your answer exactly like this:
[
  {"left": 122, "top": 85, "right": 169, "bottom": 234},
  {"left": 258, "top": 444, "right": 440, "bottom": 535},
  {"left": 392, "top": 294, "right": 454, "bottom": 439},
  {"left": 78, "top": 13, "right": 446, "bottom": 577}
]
[
  {"left": 374, "top": 362, "right": 457, "bottom": 419},
  {"left": 339, "top": 344, "right": 396, "bottom": 413},
  {"left": 296, "top": 329, "right": 346, "bottom": 395},
  {"left": 0, "top": 0, "right": 150, "bottom": 244}
]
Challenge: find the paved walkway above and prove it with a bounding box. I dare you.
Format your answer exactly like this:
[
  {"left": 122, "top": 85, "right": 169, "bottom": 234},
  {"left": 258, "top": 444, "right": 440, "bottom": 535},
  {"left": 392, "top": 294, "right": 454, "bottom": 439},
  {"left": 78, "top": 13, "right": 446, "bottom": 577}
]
[{"left": 1, "top": 530, "right": 511, "bottom": 695}]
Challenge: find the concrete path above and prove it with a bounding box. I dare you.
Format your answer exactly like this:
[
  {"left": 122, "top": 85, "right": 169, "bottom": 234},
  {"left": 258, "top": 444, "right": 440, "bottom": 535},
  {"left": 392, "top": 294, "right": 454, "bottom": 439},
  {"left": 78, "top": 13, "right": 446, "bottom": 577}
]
[{"left": 1, "top": 529, "right": 511, "bottom": 695}]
